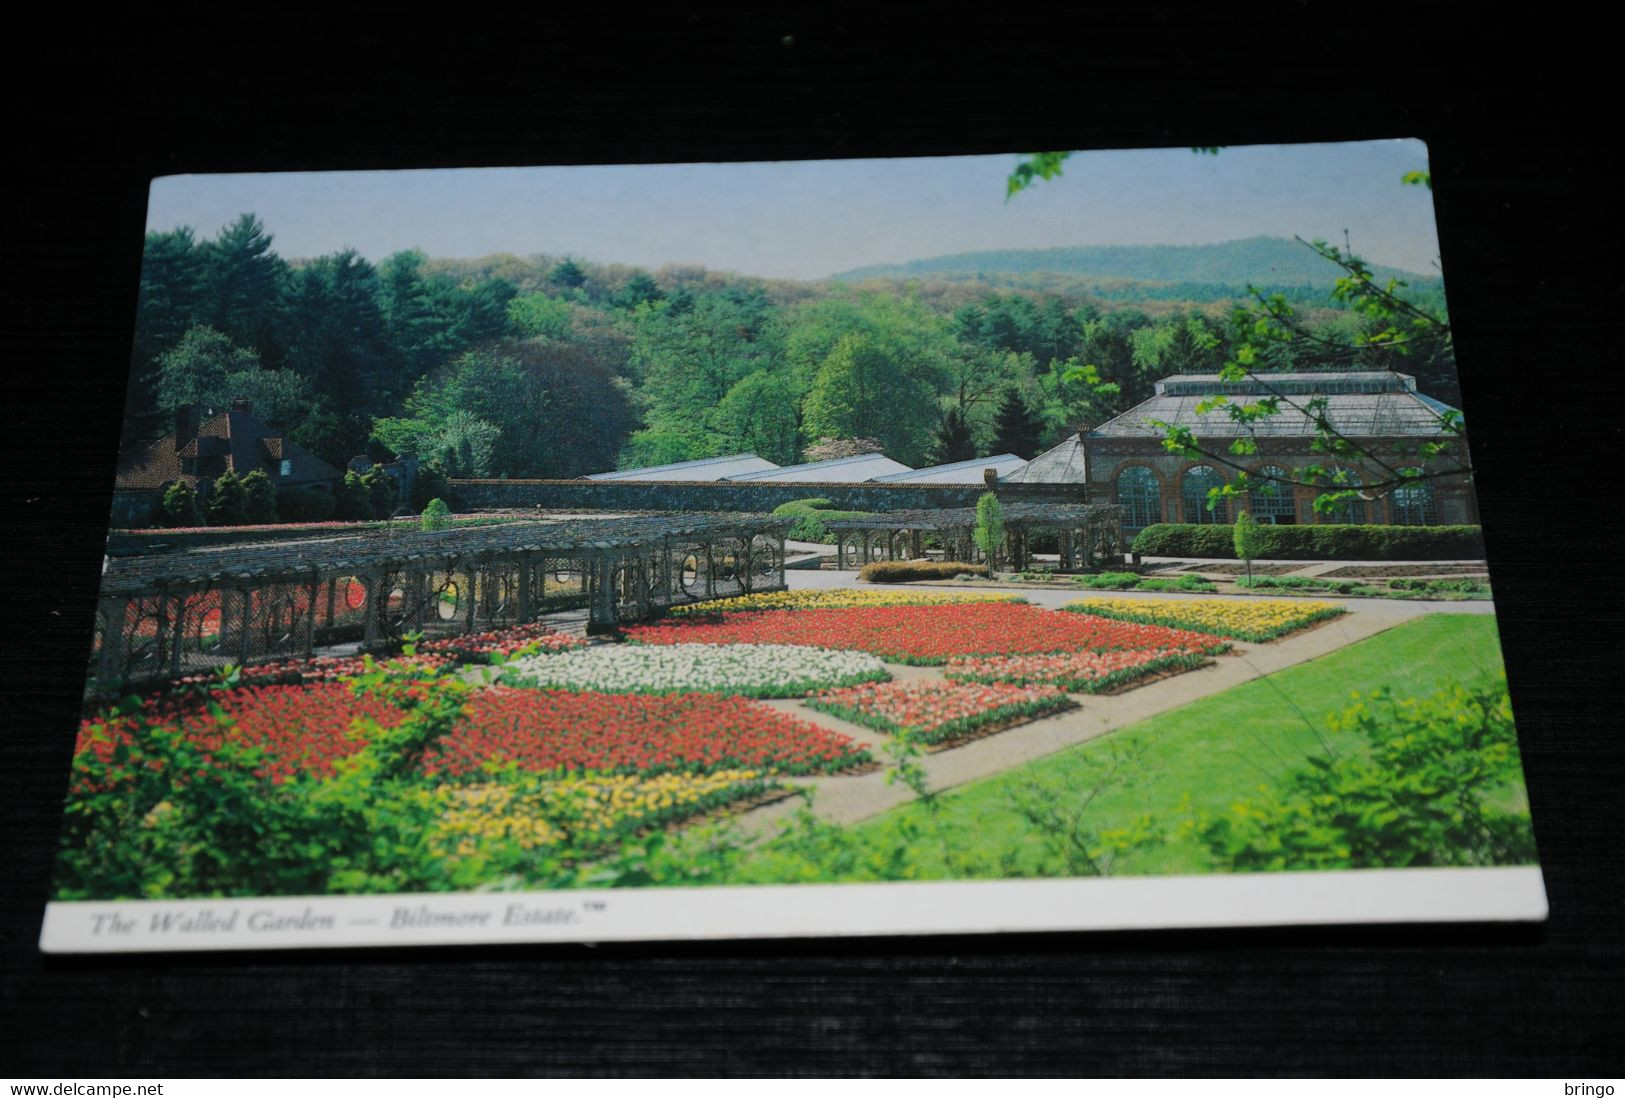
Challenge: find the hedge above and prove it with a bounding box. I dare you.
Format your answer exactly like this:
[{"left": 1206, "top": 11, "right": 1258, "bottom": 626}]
[
  {"left": 858, "top": 561, "right": 989, "bottom": 583},
  {"left": 770, "top": 497, "right": 876, "bottom": 543},
  {"left": 1131, "top": 523, "right": 1485, "bottom": 561}
]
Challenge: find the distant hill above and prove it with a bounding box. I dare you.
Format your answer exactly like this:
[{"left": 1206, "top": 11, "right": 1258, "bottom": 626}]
[{"left": 833, "top": 236, "right": 1436, "bottom": 292}]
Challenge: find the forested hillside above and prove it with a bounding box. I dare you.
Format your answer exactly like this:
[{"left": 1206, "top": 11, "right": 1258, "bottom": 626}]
[
  {"left": 125, "top": 215, "right": 1456, "bottom": 483},
  {"left": 836, "top": 236, "right": 1436, "bottom": 294}
]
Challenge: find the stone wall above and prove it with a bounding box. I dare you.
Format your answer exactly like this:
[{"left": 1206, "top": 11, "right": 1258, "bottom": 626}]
[{"left": 449, "top": 478, "right": 1087, "bottom": 514}]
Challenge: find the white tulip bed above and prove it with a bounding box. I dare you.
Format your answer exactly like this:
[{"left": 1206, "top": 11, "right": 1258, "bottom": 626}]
[{"left": 502, "top": 643, "right": 891, "bottom": 698}]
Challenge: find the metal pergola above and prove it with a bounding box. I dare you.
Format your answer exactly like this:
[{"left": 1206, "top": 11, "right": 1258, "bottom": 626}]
[
  {"left": 824, "top": 502, "right": 1124, "bottom": 572},
  {"left": 89, "top": 513, "right": 791, "bottom": 693}
]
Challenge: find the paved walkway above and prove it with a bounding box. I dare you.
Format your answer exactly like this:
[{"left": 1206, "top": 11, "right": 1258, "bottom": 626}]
[{"left": 723, "top": 574, "right": 1495, "bottom": 840}]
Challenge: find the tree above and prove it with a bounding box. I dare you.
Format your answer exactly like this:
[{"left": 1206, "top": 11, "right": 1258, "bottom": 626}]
[
  {"left": 205, "top": 470, "right": 249, "bottom": 526},
  {"left": 240, "top": 470, "right": 278, "bottom": 524},
  {"left": 1233, "top": 509, "right": 1261, "bottom": 585},
  {"left": 160, "top": 481, "right": 203, "bottom": 527},
  {"left": 549, "top": 257, "right": 587, "bottom": 290},
  {"left": 802, "top": 334, "right": 939, "bottom": 465},
  {"left": 197, "top": 213, "right": 288, "bottom": 365},
  {"left": 973, "top": 492, "right": 1005, "bottom": 567},
  {"left": 714, "top": 370, "right": 802, "bottom": 465},
  {"left": 155, "top": 326, "right": 261, "bottom": 414},
  {"left": 421, "top": 411, "right": 501, "bottom": 478},
  {"left": 929, "top": 408, "right": 976, "bottom": 465},
  {"left": 991, "top": 388, "right": 1044, "bottom": 458},
  {"left": 336, "top": 470, "right": 373, "bottom": 521}
]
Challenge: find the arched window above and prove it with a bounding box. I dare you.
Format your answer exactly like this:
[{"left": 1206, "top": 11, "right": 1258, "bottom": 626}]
[
  {"left": 1249, "top": 465, "right": 1296, "bottom": 525},
  {"left": 1391, "top": 480, "right": 1437, "bottom": 525},
  {"left": 1181, "top": 465, "right": 1229, "bottom": 524},
  {"left": 1325, "top": 468, "right": 1368, "bottom": 524},
  {"left": 1116, "top": 466, "right": 1161, "bottom": 528}
]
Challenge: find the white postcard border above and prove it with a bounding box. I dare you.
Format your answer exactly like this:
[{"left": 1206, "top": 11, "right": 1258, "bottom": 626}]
[{"left": 40, "top": 865, "right": 1547, "bottom": 953}]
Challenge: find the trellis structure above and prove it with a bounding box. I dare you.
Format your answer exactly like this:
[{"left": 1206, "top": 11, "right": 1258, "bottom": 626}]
[
  {"left": 89, "top": 513, "right": 791, "bottom": 693},
  {"left": 826, "top": 502, "right": 1124, "bottom": 572}
]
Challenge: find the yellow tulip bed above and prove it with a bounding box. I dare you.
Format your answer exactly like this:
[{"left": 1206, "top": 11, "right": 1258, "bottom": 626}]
[
  {"left": 669, "top": 588, "right": 1023, "bottom": 615},
  {"left": 1063, "top": 597, "right": 1346, "bottom": 642},
  {"left": 430, "top": 769, "right": 773, "bottom": 863}
]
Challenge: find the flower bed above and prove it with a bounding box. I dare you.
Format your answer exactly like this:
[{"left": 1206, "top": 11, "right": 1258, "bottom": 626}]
[
  {"left": 808, "top": 680, "right": 1074, "bottom": 745},
  {"left": 175, "top": 652, "right": 454, "bottom": 690},
  {"left": 667, "top": 588, "right": 1022, "bottom": 615},
  {"left": 503, "top": 643, "right": 888, "bottom": 698},
  {"left": 626, "top": 603, "right": 1225, "bottom": 664},
  {"left": 425, "top": 688, "right": 872, "bottom": 778},
  {"left": 945, "top": 647, "right": 1214, "bottom": 694},
  {"left": 430, "top": 769, "right": 773, "bottom": 860},
  {"left": 74, "top": 682, "right": 406, "bottom": 787},
  {"left": 417, "top": 622, "right": 587, "bottom": 664},
  {"left": 1063, "top": 597, "right": 1346, "bottom": 641}
]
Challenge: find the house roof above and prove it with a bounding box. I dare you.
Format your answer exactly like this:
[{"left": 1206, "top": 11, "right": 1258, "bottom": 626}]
[
  {"left": 725, "top": 452, "right": 914, "bottom": 483},
  {"left": 115, "top": 406, "right": 342, "bottom": 491},
  {"left": 1087, "top": 371, "right": 1462, "bottom": 440},
  {"left": 583, "top": 452, "right": 780, "bottom": 482},
  {"left": 871, "top": 453, "right": 1028, "bottom": 484},
  {"left": 999, "top": 435, "right": 1088, "bottom": 484}
]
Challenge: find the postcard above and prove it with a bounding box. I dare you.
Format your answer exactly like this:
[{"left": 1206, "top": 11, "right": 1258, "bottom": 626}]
[{"left": 40, "top": 140, "right": 1546, "bottom": 953}]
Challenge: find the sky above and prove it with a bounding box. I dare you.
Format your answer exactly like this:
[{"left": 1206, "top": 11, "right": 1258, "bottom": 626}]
[{"left": 146, "top": 139, "right": 1439, "bottom": 280}]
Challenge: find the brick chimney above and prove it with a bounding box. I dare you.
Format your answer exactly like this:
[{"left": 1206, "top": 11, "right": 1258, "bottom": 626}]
[
  {"left": 982, "top": 467, "right": 998, "bottom": 487},
  {"left": 172, "top": 404, "right": 201, "bottom": 451}
]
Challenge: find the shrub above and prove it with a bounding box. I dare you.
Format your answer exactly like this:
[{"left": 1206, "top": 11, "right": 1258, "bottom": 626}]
[
  {"left": 1131, "top": 523, "right": 1485, "bottom": 561},
  {"left": 240, "top": 469, "right": 278, "bottom": 524},
  {"left": 769, "top": 497, "right": 875, "bottom": 543},
  {"left": 858, "top": 560, "right": 989, "bottom": 583},
  {"left": 160, "top": 481, "right": 202, "bottom": 527},
  {"left": 1135, "top": 574, "right": 1217, "bottom": 593},
  {"left": 1076, "top": 571, "right": 1143, "bottom": 590},
  {"left": 420, "top": 498, "right": 452, "bottom": 531},
  {"left": 360, "top": 466, "right": 399, "bottom": 517},
  {"left": 204, "top": 470, "right": 248, "bottom": 526},
  {"left": 411, "top": 464, "right": 451, "bottom": 511},
  {"left": 1195, "top": 677, "right": 1535, "bottom": 871}
]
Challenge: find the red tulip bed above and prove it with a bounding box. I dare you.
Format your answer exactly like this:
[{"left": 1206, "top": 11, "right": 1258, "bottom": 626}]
[
  {"left": 623, "top": 603, "right": 1227, "bottom": 665},
  {"left": 74, "top": 682, "right": 410, "bottom": 789},
  {"left": 807, "top": 680, "right": 1075, "bottom": 746},
  {"left": 945, "top": 648, "right": 1215, "bottom": 694},
  {"left": 425, "top": 687, "right": 872, "bottom": 779}
]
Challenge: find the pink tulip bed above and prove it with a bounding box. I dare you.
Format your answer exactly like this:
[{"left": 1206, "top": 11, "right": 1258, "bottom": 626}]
[
  {"left": 944, "top": 647, "right": 1215, "bottom": 694},
  {"left": 806, "top": 680, "right": 1075, "bottom": 746}
]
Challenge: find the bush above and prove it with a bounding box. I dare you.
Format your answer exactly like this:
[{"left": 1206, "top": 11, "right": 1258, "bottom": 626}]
[
  {"left": 858, "top": 561, "right": 989, "bottom": 583},
  {"left": 204, "top": 470, "right": 248, "bottom": 526},
  {"left": 1132, "top": 523, "right": 1485, "bottom": 561},
  {"left": 240, "top": 470, "right": 278, "bottom": 524},
  {"left": 770, "top": 498, "right": 875, "bottom": 543},
  {"left": 420, "top": 498, "right": 451, "bottom": 531},
  {"left": 160, "top": 481, "right": 202, "bottom": 527},
  {"left": 1076, "top": 571, "right": 1143, "bottom": 589},
  {"left": 277, "top": 485, "right": 337, "bottom": 523},
  {"left": 1195, "top": 677, "right": 1535, "bottom": 871}
]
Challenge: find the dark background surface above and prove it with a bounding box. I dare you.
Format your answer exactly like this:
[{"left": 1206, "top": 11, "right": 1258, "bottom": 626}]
[{"left": 3, "top": 7, "right": 1621, "bottom": 1077}]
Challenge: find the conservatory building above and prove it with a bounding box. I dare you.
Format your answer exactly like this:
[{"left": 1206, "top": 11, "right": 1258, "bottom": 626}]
[{"left": 1079, "top": 372, "right": 1478, "bottom": 537}]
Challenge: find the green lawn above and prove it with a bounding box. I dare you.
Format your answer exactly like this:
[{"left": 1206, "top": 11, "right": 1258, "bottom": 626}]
[{"left": 738, "top": 614, "right": 1514, "bottom": 883}]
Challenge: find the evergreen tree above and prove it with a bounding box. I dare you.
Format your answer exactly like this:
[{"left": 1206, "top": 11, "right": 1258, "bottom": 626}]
[
  {"left": 160, "top": 481, "right": 203, "bottom": 527},
  {"left": 991, "top": 388, "right": 1044, "bottom": 458},
  {"left": 205, "top": 470, "right": 249, "bottom": 526},
  {"left": 549, "top": 257, "right": 587, "bottom": 290},
  {"left": 240, "top": 470, "right": 279, "bottom": 524},
  {"left": 198, "top": 214, "right": 288, "bottom": 366},
  {"left": 930, "top": 408, "right": 977, "bottom": 465}
]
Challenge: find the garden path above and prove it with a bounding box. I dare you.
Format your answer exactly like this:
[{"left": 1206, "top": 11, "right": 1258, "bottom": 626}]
[{"left": 734, "top": 592, "right": 1495, "bottom": 837}]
